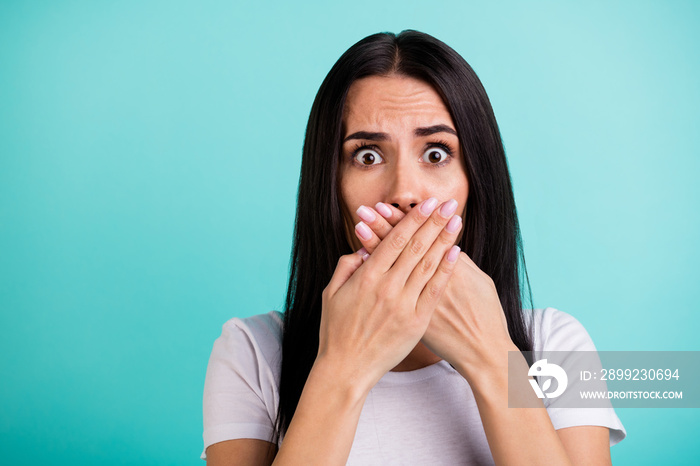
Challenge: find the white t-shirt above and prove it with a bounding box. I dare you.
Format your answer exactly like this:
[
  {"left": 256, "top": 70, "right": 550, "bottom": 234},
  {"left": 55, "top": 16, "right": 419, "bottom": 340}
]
[{"left": 202, "top": 308, "right": 626, "bottom": 463}]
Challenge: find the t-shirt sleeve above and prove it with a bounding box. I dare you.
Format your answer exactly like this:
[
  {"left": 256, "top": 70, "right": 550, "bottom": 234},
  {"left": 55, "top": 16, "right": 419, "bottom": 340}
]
[
  {"left": 201, "top": 312, "right": 283, "bottom": 459},
  {"left": 533, "top": 308, "right": 627, "bottom": 446}
]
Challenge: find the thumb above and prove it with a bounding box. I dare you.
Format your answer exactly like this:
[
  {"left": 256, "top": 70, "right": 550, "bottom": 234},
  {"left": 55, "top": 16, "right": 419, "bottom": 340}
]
[{"left": 325, "top": 249, "right": 368, "bottom": 296}]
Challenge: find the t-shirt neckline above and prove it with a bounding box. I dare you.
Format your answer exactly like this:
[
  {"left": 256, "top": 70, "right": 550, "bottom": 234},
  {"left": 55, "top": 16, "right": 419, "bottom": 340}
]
[{"left": 377, "top": 359, "right": 454, "bottom": 385}]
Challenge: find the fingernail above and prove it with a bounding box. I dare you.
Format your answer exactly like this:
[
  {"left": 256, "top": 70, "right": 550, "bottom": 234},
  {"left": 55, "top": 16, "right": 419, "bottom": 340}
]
[
  {"left": 439, "top": 199, "right": 458, "bottom": 218},
  {"left": 355, "top": 222, "right": 372, "bottom": 241},
  {"left": 356, "top": 205, "right": 376, "bottom": 223},
  {"left": 356, "top": 247, "right": 370, "bottom": 261},
  {"left": 446, "top": 215, "right": 462, "bottom": 234},
  {"left": 375, "top": 202, "right": 392, "bottom": 218},
  {"left": 420, "top": 197, "right": 438, "bottom": 216},
  {"left": 447, "top": 245, "right": 461, "bottom": 263}
]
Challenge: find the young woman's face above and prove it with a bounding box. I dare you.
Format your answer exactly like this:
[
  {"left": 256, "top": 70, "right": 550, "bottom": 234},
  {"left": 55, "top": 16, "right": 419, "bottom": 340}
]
[{"left": 339, "top": 74, "right": 469, "bottom": 250}]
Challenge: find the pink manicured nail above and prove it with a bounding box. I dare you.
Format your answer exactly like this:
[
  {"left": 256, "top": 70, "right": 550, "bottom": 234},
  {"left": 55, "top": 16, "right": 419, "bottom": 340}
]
[
  {"left": 375, "top": 202, "right": 392, "bottom": 218},
  {"left": 355, "top": 222, "right": 372, "bottom": 241},
  {"left": 420, "top": 197, "right": 438, "bottom": 216},
  {"left": 439, "top": 199, "right": 458, "bottom": 217},
  {"left": 446, "top": 215, "right": 462, "bottom": 234},
  {"left": 447, "top": 245, "right": 461, "bottom": 263},
  {"left": 356, "top": 247, "right": 370, "bottom": 261},
  {"left": 356, "top": 206, "right": 376, "bottom": 223}
]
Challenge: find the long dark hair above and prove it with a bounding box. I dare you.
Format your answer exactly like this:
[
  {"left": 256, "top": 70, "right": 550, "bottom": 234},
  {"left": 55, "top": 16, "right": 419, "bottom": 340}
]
[{"left": 277, "top": 30, "right": 533, "bottom": 438}]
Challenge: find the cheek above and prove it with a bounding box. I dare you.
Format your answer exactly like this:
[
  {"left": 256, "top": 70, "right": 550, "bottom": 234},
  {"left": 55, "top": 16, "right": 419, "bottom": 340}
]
[
  {"left": 340, "top": 173, "right": 377, "bottom": 223},
  {"left": 447, "top": 166, "right": 469, "bottom": 208},
  {"left": 457, "top": 178, "right": 469, "bottom": 213},
  {"left": 339, "top": 175, "right": 362, "bottom": 226},
  {"left": 338, "top": 175, "right": 367, "bottom": 251},
  {"left": 435, "top": 172, "right": 468, "bottom": 205}
]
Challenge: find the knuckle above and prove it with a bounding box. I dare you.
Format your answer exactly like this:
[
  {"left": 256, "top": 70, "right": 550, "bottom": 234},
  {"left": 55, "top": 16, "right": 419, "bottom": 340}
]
[
  {"left": 411, "top": 212, "right": 426, "bottom": 225},
  {"left": 436, "top": 233, "right": 453, "bottom": 246},
  {"left": 427, "top": 282, "right": 442, "bottom": 300},
  {"left": 360, "top": 267, "right": 378, "bottom": 284},
  {"left": 438, "top": 259, "right": 454, "bottom": 276},
  {"left": 409, "top": 238, "right": 425, "bottom": 256},
  {"left": 390, "top": 232, "right": 408, "bottom": 250},
  {"left": 419, "top": 256, "right": 435, "bottom": 275},
  {"left": 429, "top": 214, "right": 444, "bottom": 228}
]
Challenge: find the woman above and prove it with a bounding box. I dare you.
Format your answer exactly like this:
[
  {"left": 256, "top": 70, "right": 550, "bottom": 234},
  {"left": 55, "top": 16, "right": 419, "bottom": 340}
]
[{"left": 202, "top": 30, "right": 625, "bottom": 465}]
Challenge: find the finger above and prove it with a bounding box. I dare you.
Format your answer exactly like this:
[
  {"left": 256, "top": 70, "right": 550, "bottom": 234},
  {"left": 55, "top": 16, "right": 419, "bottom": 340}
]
[
  {"left": 324, "top": 250, "right": 366, "bottom": 296},
  {"left": 415, "top": 245, "right": 461, "bottom": 318},
  {"left": 359, "top": 203, "right": 408, "bottom": 254},
  {"left": 374, "top": 202, "right": 406, "bottom": 227},
  {"left": 364, "top": 197, "right": 440, "bottom": 273},
  {"left": 388, "top": 198, "right": 459, "bottom": 285},
  {"left": 355, "top": 205, "right": 395, "bottom": 253},
  {"left": 405, "top": 213, "right": 463, "bottom": 295},
  {"left": 354, "top": 221, "right": 382, "bottom": 254}
]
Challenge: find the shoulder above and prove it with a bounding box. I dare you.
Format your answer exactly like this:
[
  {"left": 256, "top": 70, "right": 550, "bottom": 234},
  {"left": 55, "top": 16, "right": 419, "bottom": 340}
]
[
  {"left": 524, "top": 307, "right": 598, "bottom": 353},
  {"left": 215, "top": 310, "right": 284, "bottom": 374},
  {"left": 202, "top": 311, "right": 284, "bottom": 458},
  {"left": 205, "top": 311, "right": 284, "bottom": 396},
  {"left": 220, "top": 310, "right": 284, "bottom": 347},
  {"left": 524, "top": 308, "right": 627, "bottom": 445}
]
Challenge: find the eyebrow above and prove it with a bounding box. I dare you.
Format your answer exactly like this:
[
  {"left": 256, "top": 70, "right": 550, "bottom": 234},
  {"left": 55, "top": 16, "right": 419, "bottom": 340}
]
[
  {"left": 343, "top": 124, "right": 457, "bottom": 143},
  {"left": 414, "top": 124, "right": 457, "bottom": 137}
]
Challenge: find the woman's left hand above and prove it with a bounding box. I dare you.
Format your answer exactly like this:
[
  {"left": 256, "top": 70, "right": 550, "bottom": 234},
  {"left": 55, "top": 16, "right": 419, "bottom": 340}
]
[
  {"left": 421, "top": 249, "right": 514, "bottom": 379},
  {"left": 354, "top": 202, "right": 515, "bottom": 379}
]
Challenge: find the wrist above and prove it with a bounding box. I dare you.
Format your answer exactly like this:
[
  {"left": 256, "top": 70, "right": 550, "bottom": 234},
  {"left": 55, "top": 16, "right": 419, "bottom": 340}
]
[
  {"left": 453, "top": 340, "right": 519, "bottom": 396},
  {"left": 276, "top": 353, "right": 374, "bottom": 464},
  {"left": 311, "top": 354, "right": 375, "bottom": 405}
]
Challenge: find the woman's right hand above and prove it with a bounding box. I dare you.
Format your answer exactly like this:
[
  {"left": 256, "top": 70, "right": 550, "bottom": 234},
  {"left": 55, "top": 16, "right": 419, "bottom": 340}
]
[{"left": 316, "top": 198, "right": 463, "bottom": 391}]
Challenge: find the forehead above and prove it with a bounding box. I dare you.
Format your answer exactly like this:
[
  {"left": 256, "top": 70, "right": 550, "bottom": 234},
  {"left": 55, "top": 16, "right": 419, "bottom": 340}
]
[{"left": 342, "top": 75, "right": 454, "bottom": 132}]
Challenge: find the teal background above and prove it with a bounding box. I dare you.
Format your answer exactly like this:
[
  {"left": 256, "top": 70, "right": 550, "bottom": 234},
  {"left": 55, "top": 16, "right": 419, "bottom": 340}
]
[{"left": 1, "top": 0, "right": 698, "bottom": 464}]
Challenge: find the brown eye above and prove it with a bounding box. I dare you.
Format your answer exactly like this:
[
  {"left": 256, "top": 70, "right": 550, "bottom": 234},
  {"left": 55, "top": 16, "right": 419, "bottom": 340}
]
[
  {"left": 354, "top": 149, "right": 383, "bottom": 166},
  {"left": 422, "top": 147, "right": 449, "bottom": 164}
]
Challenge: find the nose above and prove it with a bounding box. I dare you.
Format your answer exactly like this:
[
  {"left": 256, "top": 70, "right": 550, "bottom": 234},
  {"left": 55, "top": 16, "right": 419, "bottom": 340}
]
[{"left": 385, "top": 160, "right": 426, "bottom": 214}]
